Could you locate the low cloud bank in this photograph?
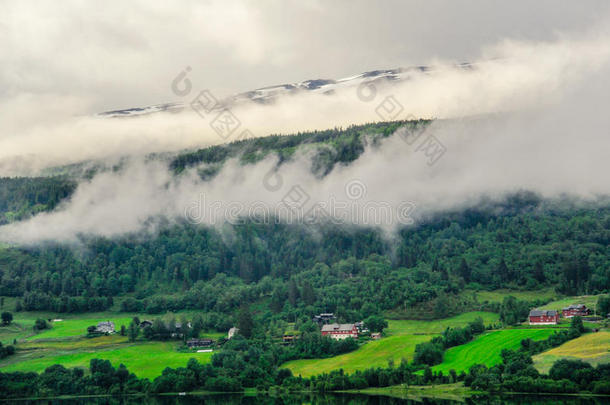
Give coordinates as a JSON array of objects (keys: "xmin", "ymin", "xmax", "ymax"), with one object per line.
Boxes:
[{"xmin": 1, "ymin": 28, "xmax": 610, "ymax": 244}]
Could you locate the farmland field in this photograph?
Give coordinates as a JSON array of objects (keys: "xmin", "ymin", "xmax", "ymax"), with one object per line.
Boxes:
[
  {"xmin": 0, "ymin": 339, "xmax": 213, "ymax": 379},
  {"xmin": 0, "ymin": 311, "xmax": 219, "ymax": 380},
  {"xmin": 431, "ymin": 328, "xmax": 557, "ymax": 374},
  {"xmin": 26, "ymin": 317, "xmax": 136, "ymax": 340},
  {"xmin": 282, "ymin": 312, "xmax": 499, "ymax": 377},
  {"xmin": 532, "ymin": 331, "xmax": 610, "ymax": 373}
]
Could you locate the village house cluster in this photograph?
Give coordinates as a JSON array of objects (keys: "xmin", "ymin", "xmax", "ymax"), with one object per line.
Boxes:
[{"xmin": 528, "ymin": 303, "xmax": 592, "ymax": 325}]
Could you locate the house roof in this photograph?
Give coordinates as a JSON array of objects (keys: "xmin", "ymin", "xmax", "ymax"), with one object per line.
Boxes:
[
  {"xmin": 529, "ymin": 310, "xmax": 557, "ymax": 317},
  {"xmin": 321, "ymin": 323, "xmax": 356, "ymax": 332},
  {"xmin": 97, "ymin": 321, "xmax": 114, "ymax": 327}
]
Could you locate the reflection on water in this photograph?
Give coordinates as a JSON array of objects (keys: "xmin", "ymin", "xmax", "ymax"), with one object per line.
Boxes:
[{"xmin": 4, "ymin": 393, "xmax": 610, "ymax": 405}]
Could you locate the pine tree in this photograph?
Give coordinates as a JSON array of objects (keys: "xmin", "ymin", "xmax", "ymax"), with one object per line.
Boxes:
[
  {"xmin": 301, "ymin": 281, "xmax": 316, "ymax": 306},
  {"xmin": 288, "ymin": 279, "xmax": 300, "ymax": 306},
  {"xmin": 127, "ymin": 321, "xmax": 139, "ymax": 342},
  {"xmin": 458, "ymin": 258, "xmax": 471, "ymax": 282},
  {"xmin": 533, "ymin": 261, "xmax": 546, "ymax": 283},
  {"xmin": 237, "ymin": 307, "xmax": 254, "ymax": 339}
]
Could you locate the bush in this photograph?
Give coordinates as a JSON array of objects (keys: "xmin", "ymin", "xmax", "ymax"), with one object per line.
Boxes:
[
  {"xmin": 413, "ymin": 340, "xmax": 444, "ymax": 366},
  {"xmin": 1, "ymin": 311, "xmax": 13, "ymax": 325},
  {"xmin": 33, "ymin": 319, "xmax": 48, "ymax": 331}
]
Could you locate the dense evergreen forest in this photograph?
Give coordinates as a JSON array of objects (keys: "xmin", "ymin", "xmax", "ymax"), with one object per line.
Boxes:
[
  {"xmin": 1, "ymin": 198, "xmax": 608, "ymax": 323},
  {"xmin": 0, "ymin": 177, "xmax": 76, "ymax": 225}
]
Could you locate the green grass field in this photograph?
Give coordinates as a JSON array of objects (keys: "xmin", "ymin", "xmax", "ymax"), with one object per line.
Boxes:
[
  {"xmin": 26, "ymin": 317, "xmax": 136, "ymax": 340},
  {"xmin": 282, "ymin": 312, "xmax": 500, "ymax": 377},
  {"xmin": 0, "ymin": 340, "xmax": 213, "ymax": 380},
  {"xmin": 431, "ymin": 328, "xmax": 557, "ymax": 374},
  {"xmin": 0, "ymin": 311, "xmax": 220, "ymax": 380},
  {"xmin": 533, "ymin": 331, "xmax": 610, "ymax": 374}
]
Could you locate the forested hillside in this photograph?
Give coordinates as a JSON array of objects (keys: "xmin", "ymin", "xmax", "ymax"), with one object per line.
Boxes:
[
  {"xmin": 0, "ymin": 177, "xmax": 76, "ymax": 225},
  {"xmin": 1, "ymin": 199, "xmax": 608, "ymax": 323},
  {"xmin": 0, "ymin": 120, "xmax": 422, "ymax": 225},
  {"xmin": 0, "ymin": 121, "xmax": 608, "ymax": 324}
]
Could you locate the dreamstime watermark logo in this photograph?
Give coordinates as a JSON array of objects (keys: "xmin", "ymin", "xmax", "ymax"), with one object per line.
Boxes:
[
  {"xmin": 184, "ymin": 180, "xmax": 416, "ymax": 227},
  {"xmin": 345, "ymin": 179, "xmax": 367, "ymax": 200},
  {"xmin": 170, "ymin": 67, "xmax": 253, "ymax": 142},
  {"xmin": 356, "ymin": 81, "xmax": 446, "ymax": 166}
]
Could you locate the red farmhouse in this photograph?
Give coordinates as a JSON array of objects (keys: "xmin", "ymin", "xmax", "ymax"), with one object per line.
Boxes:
[
  {"xmin": 562, "ymin": 304, "xmax": 591, "ymax": 318},
  {"xmin": 529, "ymin": 310, "xmax": 559, "ymax": 325},
  {"xmin": 321, "ymin": 323, "xmax": 359, "ymax": 340}
]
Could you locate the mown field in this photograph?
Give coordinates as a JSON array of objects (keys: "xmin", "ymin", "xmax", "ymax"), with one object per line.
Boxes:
[
  {"xmin": 0, "ymin": 312, "xmax": 219, "ymax": 380},
  {"xmin": 283, "ymin": 312, "xmax": 500, "ymax": 377},
  {"xmin": 532, "ymin": 331, "xmax": 610, "ymax": 374},
  {"xmin": 0, "ymin": 339, "xmax": 213, "ymax": 380},
  {"xmin": 430, "ymin": 328, "xmax": 556, "ymax": 374}
]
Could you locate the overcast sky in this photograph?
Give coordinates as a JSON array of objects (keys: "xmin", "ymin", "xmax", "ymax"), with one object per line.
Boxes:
[{"xmin": 1, "ymin": 0, "xmax": 609, "ymax": 114}]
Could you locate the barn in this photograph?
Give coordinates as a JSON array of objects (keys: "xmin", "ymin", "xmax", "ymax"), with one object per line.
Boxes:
[
  {"xmin": 529, "ymin": 310, "xmax": 559, "ymax": 325},
  {"xmin": 321, "ymin": 323, "xmax": 359, "ymax": 340},
  {"xmin": 562, "ymin": 304, "xmax": 591, "ymax": 318}
]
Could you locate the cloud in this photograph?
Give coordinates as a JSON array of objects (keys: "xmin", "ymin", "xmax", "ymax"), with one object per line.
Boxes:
[
  {"xmin": 1, "ymin": 6, "xmax": 609, "ymax": 244},
  {"xmin": 1, "ymin": 27, "xmax": 609, "ymax": 175},
  {"xmin": 2, "ymin": 53, "xmax": 609, "ymax": 245}
]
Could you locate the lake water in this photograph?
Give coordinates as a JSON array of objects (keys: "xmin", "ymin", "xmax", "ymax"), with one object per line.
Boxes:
[{"xmin": 4, "ymin": 393, "xmax": 610, "ymax": 405}]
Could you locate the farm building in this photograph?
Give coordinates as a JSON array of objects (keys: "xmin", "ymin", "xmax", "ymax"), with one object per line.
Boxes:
[
  {"xmin": 96, "ymin": 321, "xmax": 115, "ymax": 333},
  {"xmin": 139, "ymin": 320, "xmax": 153, "ymax": 329},
  {"xmin": 562, "ymin": 304, "xmax": 591, "ymax": 318},
  {"xmin": 186, "ymin": 338, "xmax": 214, "ymax": 348},
  {"xmin": 529, "ymin": 310, "xmax": 559, "ymax": 325},
  {"xmin": 321, "ymin": 323, "xmax": 359, "ymax": 340},
  {"xmin": 313, "ymin": 313, "xmax": 336, "ymax": 325},
  {"xmin": 355, "ymin": 321, "xmax": 370, "ymax": 333}
]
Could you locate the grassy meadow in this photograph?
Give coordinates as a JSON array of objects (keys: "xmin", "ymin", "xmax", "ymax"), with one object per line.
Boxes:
[
  {"xmin": 283, "ymin": 312, "xmax": 499, "ymax": 377},
  {"xmin": 0, "ymin": 311, "xmax": 219, "ymax": 380},
  {"xmin": 536, "ymin": 294, "xmax": 604, "ymax": 313},
  {"xmin": 0, "ymin": 339, "xmax": 213, "ymax": 380},
  {"xmin": 431, "ymin": 328, "xmax": 556, "ymax": 374},
  {"xmin": 532, "ymin": 331, "xmax": 610, "ymax": 373},
  {"xmin": 467, "ymin": 288, "xmax": 559, "ymax": 304}
]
